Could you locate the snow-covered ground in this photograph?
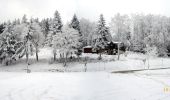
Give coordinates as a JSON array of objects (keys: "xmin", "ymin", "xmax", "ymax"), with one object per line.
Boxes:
[
  {"xmin": 0, "ymin": 71, "xmax": 170, "ymax": 100},
  {"xmin": 0, "ymin": 47, "xmax": 170, "ymax": 72},
  {"xmin": 0, "ymin": 47, "xmax": 170, "ymax": 100}
]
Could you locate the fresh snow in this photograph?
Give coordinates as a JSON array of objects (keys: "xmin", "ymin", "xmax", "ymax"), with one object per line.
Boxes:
[
  {"xmin": 0, "ymin": 48, "xmax": 170, "ymax": 72},
  {"xmin": 0, "ymin": 48, "xmax": 170, "ymax": 100},
  {"xmin": 0, "ymin": 72, "xmax": 170, "ymax": 100}
]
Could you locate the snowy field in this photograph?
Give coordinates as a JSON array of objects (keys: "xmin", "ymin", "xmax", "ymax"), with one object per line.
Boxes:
[
  {"xmin": 0, "ymin": 47, "xmax": 170, "ymax": 72},
  {"xmin": 0, "ymin": 48, "xmax": 170, "ymax": 100},
  {"xmin": 0, "ymin": 71, "xmax": 170, "ymax": 100}
]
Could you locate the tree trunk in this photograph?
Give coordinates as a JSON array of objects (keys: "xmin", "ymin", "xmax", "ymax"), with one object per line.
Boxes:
[
  {"xmin": 54, "ymin": 52, "xmax": 56, "ymax": 61},
  {"xmin": 118, "ymin": 43, "xmax": 120, "ymax": 60},
  {"xmin": 26, "ymin": 52, "xmax": 29, "ymax": 64},
  {"xmin": 60, "ymin": 53, "xmax": 62, "ymax": 58},
  {"xmin": 99, "ymin": 53, "xmax": 102, "ymax": 60},
  {"xmin": 148, "ymin": 58, "xmax": 150, "ymax": 69},
  {"xmin": 36, "ymin": 46, "xmax": 38, "ymax": 61},
  {"xmin": 63, "ymin": 53, "xmax": 67, "ymax": 67}
]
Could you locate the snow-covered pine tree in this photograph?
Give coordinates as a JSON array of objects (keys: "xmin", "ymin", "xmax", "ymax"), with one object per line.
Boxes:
[
  {"xmin": 0, "ymin": 22, "xmax": 23, "ymax": 65},
  {"xmin": 48, "ymin": 10, "xmax": 63, "ymax": 60},
  {"xmin": 0, "ymin": 23, "xmax": 14, "ymax": 65},
  {"xmin": 10, "ymin": 20, "xmax": 28, "ymax": 58},
  {"xmin": 22, "ymin": 14, "xmax": 28, "ymax": 24},
  {"xmin": 0, "ymin": 23, "xmax": 5, "ymax": 34},
  {"xmin": 40, "ymin": 18, "xmax": 50, "ymax": 40},
  {"xmin": 70, "ymin": 14, "xmax": 81, "ymax": 34},
  {"xmin": 94, "ymin": 14, "xmax": 112, "ymax": 60},
  {"xmin": 44, "ymin": 18, "xmax": 53, "ymax": 46},
  {"xmin": 70, "ymin": 14, "xmax": 83, "ymax": 57},
  {"xmin": 46, "ymin": 10, "xmax": 63, "ymax": 47}
]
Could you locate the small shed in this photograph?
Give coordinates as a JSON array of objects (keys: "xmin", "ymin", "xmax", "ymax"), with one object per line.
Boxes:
[
  {"xmin": 106, "ymin": 41, "xmax": 126, "ymax": 55},
  {"xmin": 106, "ymin": 42, "xmax": 118, "ymax": 55},
  {"xmin": 83, "ymin": 46, "xmax": 93, "ymax": 53}
]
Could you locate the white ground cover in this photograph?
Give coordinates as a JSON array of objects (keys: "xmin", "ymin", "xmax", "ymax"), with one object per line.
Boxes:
[
  {"xmin": 0, "ymin": 47, "xmax": 170, "ymax": 72},
  {"xmin": 0, "ymin": 47, "xmax": 170, "ymax": 100},
  {"xmin": 0, "ymin": 71, "xmax": 170, "ymax": 100}
]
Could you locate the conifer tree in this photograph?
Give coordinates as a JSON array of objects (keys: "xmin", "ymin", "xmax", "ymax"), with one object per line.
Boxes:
[
  {"xmin": 48, "ymin": 10, "xmax": 63, "ymax": 60},
  {"xmin": 46, "ymin": 10, "xmax": 63, "ymax": 46},
  {"xmin": 70, "ymin": 14, "xmax": 83, "ymax": 57},
  {"xmin": 40, "ymin": 18, "xmax": 50, "ymax": 39},
  {"xmin": 22, "ymin": 14, "xmax": 27, "ymax": 24},
  {"xmin": 0, "ymin": 22, "xmax": 23, "ymax": 65},
  {"xmin": 70, "ymin": 14, "xmax": 81, "ymax": 34},
  {"xmin": 94, "ymin": 14, "xmax": 112, "ymax": 59},
  {"xmin": 0, "ymin": 23, "xmax": 5, "ymax": 34}
]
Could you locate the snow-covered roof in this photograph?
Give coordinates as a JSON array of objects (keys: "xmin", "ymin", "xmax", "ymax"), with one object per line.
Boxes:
[
  {"xmin": 83, "ymin": 46, "xmax": 93, "ymax": 48},
  {"xmin": 112, "ymin": 41, "xmax": 122, "ymax": 44},
  {"xmin": 107, "ymin": 41, "xmax": 122, "ymax": 44}
]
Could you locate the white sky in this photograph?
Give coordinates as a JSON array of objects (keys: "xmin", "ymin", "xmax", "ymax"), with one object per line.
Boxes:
[{"xmin": 0, "ymin": 0, "xmax": 170, "ymax": 23}]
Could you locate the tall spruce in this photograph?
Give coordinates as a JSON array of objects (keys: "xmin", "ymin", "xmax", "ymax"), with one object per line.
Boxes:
[
  {"xmin": 46, "ymin": 10, "xmax": 63, "ymax": 47},
  {"xmin": 94, "ymin": 14, "xmax": 111, "ymax": 59},
  {"xmin": 50, "ymin": 10, "xmax": 63, "ymax": 34},
  {"xmin": 70, "ymin": 14, "xmax": 81, "ymax": 34},
  {"xmin": 70, "ymin": 14, "xmax": 83, "ymax": 56},
  {"xmin": 21, "ymin": 14, "xmax": 27, "ymax": 24},
  {"xmin": 40, "ymin": 18, "xmax": 50, "ymax": 38},
  {"xmin": 49, "ymin": 10, "xmax": 63, "ymax": 60}
]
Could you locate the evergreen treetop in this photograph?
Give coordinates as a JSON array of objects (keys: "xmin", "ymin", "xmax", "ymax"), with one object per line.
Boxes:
[{"xmin": 70, "ymin": 14, "xmax": 81, "ymax": 35}]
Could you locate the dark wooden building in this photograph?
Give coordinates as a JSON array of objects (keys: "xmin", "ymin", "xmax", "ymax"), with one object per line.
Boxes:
[
  {"xmin": 106, "ymin": 42, "xmax": 118, "ymax": 55},
  {"xmin": 106, "ymin": 42, "xmax": 126, "ymax": 55},
  {"xmin": 83, "ymin": 46, "xmax": 93, "ymax": 53},
  {"xmin": 83, "ymin": 42, "xmax": 126, "ymax": 55}
]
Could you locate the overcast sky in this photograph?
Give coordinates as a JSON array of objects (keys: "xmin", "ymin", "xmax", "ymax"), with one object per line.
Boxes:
[{"xmin": 0, "ymin": 0, "xmax": 170, "ymax": 23}]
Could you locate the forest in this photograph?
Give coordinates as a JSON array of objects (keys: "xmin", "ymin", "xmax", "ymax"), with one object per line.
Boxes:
[{"xmin": 1, "ymin": 10, "xmax": 170, "ymax": 66}]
